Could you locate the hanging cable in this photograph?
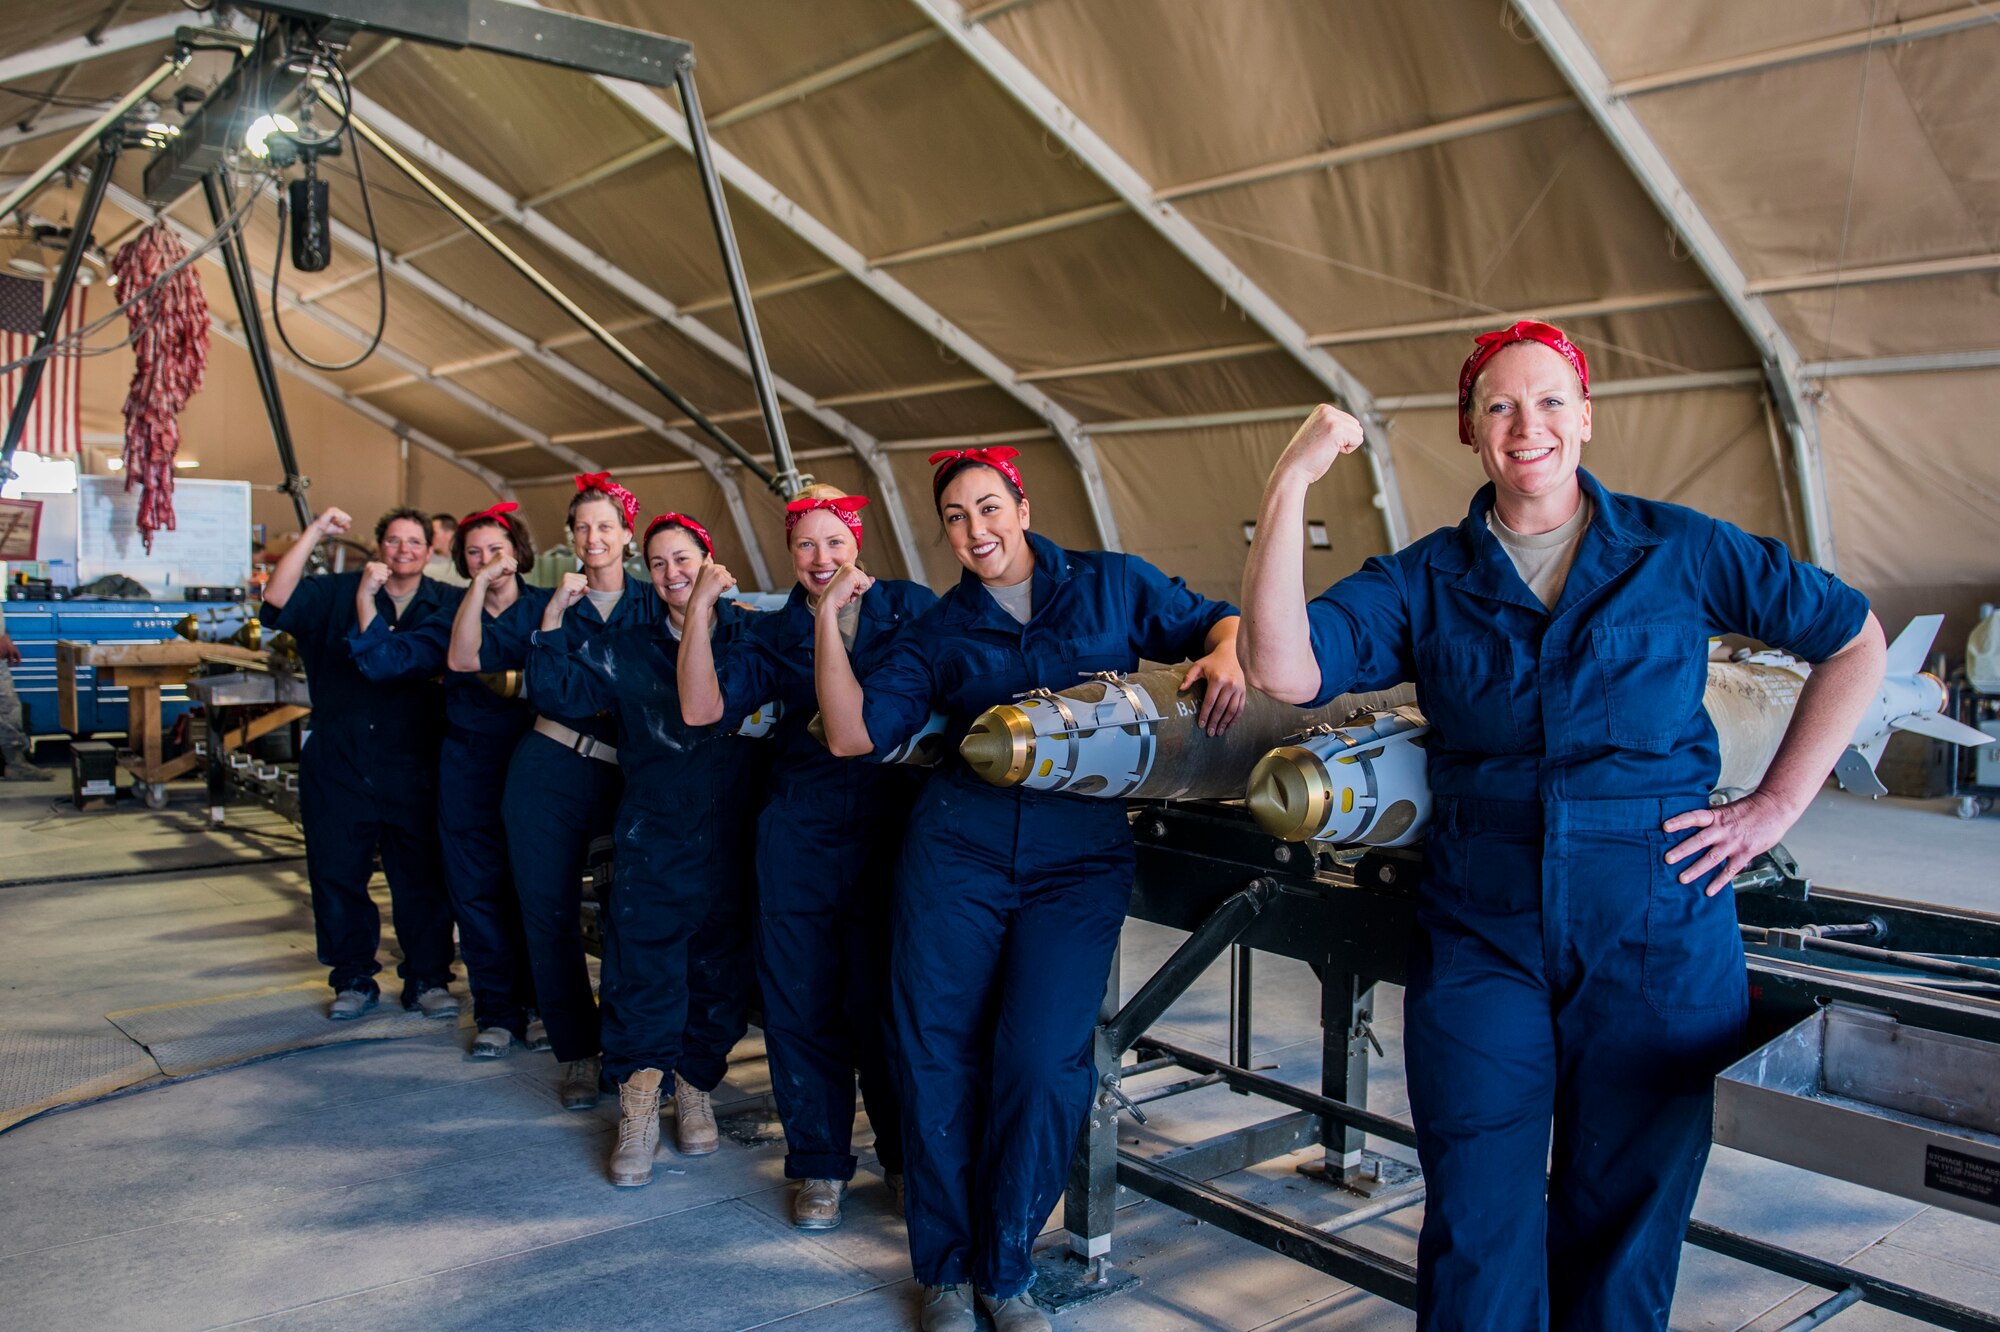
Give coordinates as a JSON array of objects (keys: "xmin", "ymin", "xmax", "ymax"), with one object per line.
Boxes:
[{"xmin": 267, "ymin": 51, "xmax": 388, "ymax": 371}]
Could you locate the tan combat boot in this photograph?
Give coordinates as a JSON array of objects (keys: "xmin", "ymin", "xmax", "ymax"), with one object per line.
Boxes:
[
  {"xmin": 673, "ymin": 1072, "xmax": 720, "ymax": 1156},
  {"xmin": 608, "ymin": 1068, "xmax": 663, "ymax": 1187},
  {"xmin": 793, "ymin": 1178, "xmax": 846, "ymax": 1230}
]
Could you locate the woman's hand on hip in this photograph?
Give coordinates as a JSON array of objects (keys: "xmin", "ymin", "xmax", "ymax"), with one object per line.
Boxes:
[{"xmin": 1662, "ymin": 790, "xmax": 1798, "ymax": 896}]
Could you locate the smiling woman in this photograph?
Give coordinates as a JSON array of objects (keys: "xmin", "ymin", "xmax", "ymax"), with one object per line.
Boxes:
[
  {"xmin": 807, "ymin": 447, "xmax": 1245, "ymax": 1332},
  {"xmin": 675, "ymin": 482, "xmax": 938, "ymax": 1234},
  {"xmin": 497, "ymin": 473, "xmax": 660, "ymax": 1112},
  {"xmin": 1238, "ymin": 321, "xmax": 1889, "ymax": 1331},
  {"xmin": 257, "ymin": 503, "xmax": 463, "ymax": 1023},
  {"xmin": 526, "ymin": 504, "xmax": 765, "ymax": 1186}
]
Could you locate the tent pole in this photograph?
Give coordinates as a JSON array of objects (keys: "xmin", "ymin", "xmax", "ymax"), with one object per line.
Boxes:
[
  {"xmin": 202, "ymin": 169, "xmax": 316, "ymax": 536},
  {"xmin": 674, "ymin": 56, "xmax": 804, "ymax": 500},
  {"xmin": 1, "ymin": 133, "xmax": 118, "ymax": 485}
]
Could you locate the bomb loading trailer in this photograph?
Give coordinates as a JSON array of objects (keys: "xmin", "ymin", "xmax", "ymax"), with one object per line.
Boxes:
[{"xmin": 1038, "ymin": 802, "xmax": 2000, "ymax": 1329}]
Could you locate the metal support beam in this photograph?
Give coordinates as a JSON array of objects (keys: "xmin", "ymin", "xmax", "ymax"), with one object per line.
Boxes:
[
  {"xmin": 1374, "ymin": 367, "xmax": 1764, "ymax": 411},
  {"xmin": 1747, "ymin": 251, "xmax": 2000, "ymax": 295},
  {"xmin": 1612, "ymin": 4, "xmax": 1996, "ymax": 98},
  {"xmin": 1157, "ymin": 96, "xmax": 1578, "ymax": 202},
  {"xmin": 1309, "ymin": 287, "xmax": 1716, "ymax": 348},
  {"xmin": 340, "ymin": 92, "xmax": 928, "ymax": 582},
  {"xmin": 204, "ymin": 170, "xmax": 315, "ymax": 532},
  {"xmin": 584, "ymin": 67, "xmax": 1126, "ymax": 549},
  {"xmin": 1, "ymin": 131, "xmax": 117, "ymax": 484},
  {"xmin": 1804, "ymin": 349, "xmax": 2000, "ymax": 379},
  {"xmin": 0, "ymin": 110, "xmax": 102, "ymax": 158},
  {"xmin": 910, "ymin": 0, "xmax": 1410, "ymax": 552},
  {"xmin": 341, "ymin": 107, "xmax": 777, "ymax": 488},
  {"xmin": 673, "ymin": 58, "xmax": 799, "ymax": 495},
  {"xmin": 1104, "ymin": 878, "xmax": 1275, "ymax": 1055},
  {"xmin": 307, "ymin": 201, "xmax": 776, "ymax": 588},
  {"xmin": 0, "ymin": 49, "xmax": 187, "ymax": 227},
  {"xmin": 1507, "ymin": 0, "xmax": 1839, "ymax": 571},
  {"xmin": 0, "ymin": 12, "xmax": 183, "ymax": 86}
]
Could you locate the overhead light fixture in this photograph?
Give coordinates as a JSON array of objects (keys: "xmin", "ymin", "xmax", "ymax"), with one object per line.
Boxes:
[
  {"xmin": 244, "ymin": 113, "xmax": 299, "ymax": 160},
  {"xmin": 173, "ymin": 458, "xmax": 201, "ymax": 469}
]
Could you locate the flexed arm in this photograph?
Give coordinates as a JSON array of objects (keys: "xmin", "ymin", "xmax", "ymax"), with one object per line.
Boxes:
[
  {"xmin": 677, "ymin": 562, "xmax": 738, "ymax": 726},
  {"xmin": 1240, "ymin": 407, "xmax": 1364, "ymax": 703},
  {"xmin": 447, "ymin": 554, "xmax": 518, "ymax": 673},
  {"xmin": 813, "ymin": 564, "xmax": 876, "ymax": 756},
  {"xmin": 264, "ymin": 507, "xmax": 350, "ymax": 611}
]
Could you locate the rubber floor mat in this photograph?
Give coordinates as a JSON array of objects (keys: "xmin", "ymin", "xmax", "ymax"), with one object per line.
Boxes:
[
  {"xmin": 0, "ymin": 1025, "xmax": 160, "ymax": 1131},
  {"xmin": 106, "ymin": 979, "xmax": 460, "ymax": 1077}
]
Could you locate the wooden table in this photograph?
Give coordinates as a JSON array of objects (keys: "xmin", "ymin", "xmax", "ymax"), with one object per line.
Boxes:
[{"xmin": 56, "ymin": 640, "xmax": 278, "ymax": 807}]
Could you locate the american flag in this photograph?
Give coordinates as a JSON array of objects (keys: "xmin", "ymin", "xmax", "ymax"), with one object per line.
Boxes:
[{"xmin": 0, "ymin": 272, "xmax": 86, "ymax": 458}]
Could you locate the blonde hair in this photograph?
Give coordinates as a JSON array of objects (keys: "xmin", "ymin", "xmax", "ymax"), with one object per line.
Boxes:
[{"xmin": 795, "ymin": 482, "xmax": 847, "ymax": 502}]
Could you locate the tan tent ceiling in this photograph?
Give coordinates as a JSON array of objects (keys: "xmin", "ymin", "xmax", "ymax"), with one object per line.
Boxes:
[{"xmin": 3, "ymin": 0, "xmax": 1994, "ymax": 634}]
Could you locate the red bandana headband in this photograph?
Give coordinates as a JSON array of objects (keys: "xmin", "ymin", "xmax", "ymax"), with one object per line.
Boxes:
[
  {"xmin": 574, "ymin": 472, "xmax": 640, "ymax": 528},
  {"xmin": 784, "ymin": 495, "xmax": 869, "ymax": 547},
  {"xmin": 460, "ymin": 500, "xmax": 518, "ymax": 531},
  {"xmin": 645, "ymin": 511, "xmax": 715, "ymax": 557},
  {"xmin": 1455, "ymin": 320, "xmax": 1590, "ymax": 445},
  {"xmin": 927, "ymin": 445, "xmax": 1025, "ymax": 500}
]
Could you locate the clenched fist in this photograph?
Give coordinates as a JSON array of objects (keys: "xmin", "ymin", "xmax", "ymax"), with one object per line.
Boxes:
[
  {"xmin": 473, "ymin": 554, "xmax": 519, "ymax": 586},
  {"xmin": 689, "ymin": 562, "xmax": 737, "ymax": 612},
  {"xmin": 315, "ymin": 507, "xmax": 353, "ymax": 538},
  {"xmin": 817, "ymin": 563, "xmax": 874, "ymax": 616},
  {"xmin": 1275, "ymin": 404, "xmax": 1365, "ymax": 486},
  {"xmin": 360, "ymin": 561, "xmax": 392, "ymax": 595}
]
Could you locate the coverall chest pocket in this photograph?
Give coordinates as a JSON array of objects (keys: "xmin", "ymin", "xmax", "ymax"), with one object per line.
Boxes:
[
  {"xmin": 1591, "ymin": 624, "xmax": 1704, "ymax": 754},
  {"xmin": 935, "ymin": 642, "xmax": 1020, "ymax": 712},
  {"xmin": 1046, "ymin": 631, "xmax": 1130, "ymax": 683},
  {"xmin": 1415, "ymin": 635, "xmax": 1526, "ymax": 753}
]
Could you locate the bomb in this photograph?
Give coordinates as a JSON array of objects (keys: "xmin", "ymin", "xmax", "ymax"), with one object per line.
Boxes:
[
  {"xmin": 1248, "ymin": 617, "xmax": 1993, "ymax": 845},
  {"xmin": 956, "ymin": 663, "xmax": 1414, "ymax": 800}
]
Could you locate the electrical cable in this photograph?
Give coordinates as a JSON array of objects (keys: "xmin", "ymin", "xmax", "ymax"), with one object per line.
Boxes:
[{"xmin": 267, "ymin": 53, "xmax": 387, "ymax": 371}]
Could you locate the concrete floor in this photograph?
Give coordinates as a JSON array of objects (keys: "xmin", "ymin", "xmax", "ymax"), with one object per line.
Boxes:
[{"xmin": 0, "ymin": 771, "xmax": 1996, "ymax": 1331}]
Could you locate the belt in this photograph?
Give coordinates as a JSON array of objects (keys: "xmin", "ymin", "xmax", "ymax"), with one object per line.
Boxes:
[{"xmin": 534, "ymin": 717, "xmax": 619, "ymax": 765}]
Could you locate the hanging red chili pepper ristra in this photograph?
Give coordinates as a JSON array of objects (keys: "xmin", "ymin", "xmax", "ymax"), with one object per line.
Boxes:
[{"xmin": 110, "ymin": 222, "xmax": 209, "ymax": 552}]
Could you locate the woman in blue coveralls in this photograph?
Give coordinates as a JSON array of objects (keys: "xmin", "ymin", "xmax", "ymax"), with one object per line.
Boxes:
[
  {"xmin": 348, "ymin": 502, "xmax": 549, "ymax": 1058},
  {"xmin": 1239, "ymin": 322, "xmax": 1887, "ymax": 1331},
  {"xmin": 261, "ymin": 505, "xmax": 462, "ymax": 1022},
  {"xmin": 813, "ymin": 447, "xmax": 1247, "ymax": 1332},
  {"xmin": 494, "ymin": 474, "xmax": 657, "ymax": 1112},
  {"xmin": 676, "ymin": 485, "xmax": 938, "ymax": 1233},
  {"xmin": 529, "ymin": 510, "xmax": 763, "ymax": 1188}
]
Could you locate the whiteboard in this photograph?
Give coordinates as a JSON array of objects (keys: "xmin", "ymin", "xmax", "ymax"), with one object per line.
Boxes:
[{"xmin": 76, "ymin": 475, "xmax": 252, "ymax": 591}]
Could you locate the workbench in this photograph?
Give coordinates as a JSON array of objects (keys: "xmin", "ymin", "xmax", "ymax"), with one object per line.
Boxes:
[{"xmin": 55, "ymin": 639, "xmax": 287, "ymax": 807}]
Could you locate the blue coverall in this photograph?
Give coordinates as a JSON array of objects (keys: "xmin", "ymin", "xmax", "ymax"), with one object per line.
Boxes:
[
  {"xmin": 1302, "ymin": 470, "xmax": 1869, "ymax": 1330},
  {"xmin": 856, "ymin": 531, "xmax": 1235, "ymax": 1298},
  {"xmin": 714, "ymin": 576, "xmax": 938, "ymax": 1184},
  {"xmin": 503, "ymin": 573, "xmax": 660, "ymax": 1064},
  {"xmin": 527, "ymin": 599, "xmax": 766, "ymax": 1089},
  {"xmin": 260, "ymin": 571, "xmax": 463, "ymax": 1004},
  {"xmin": 347, "ymin": 577, "xmax": 552, "ymax": 1041}
]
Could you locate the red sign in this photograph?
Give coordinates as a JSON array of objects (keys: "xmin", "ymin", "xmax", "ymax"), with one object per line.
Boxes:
[{"xmin": 0, "ymin": 496, "xmax": 43, "ymax": 560}]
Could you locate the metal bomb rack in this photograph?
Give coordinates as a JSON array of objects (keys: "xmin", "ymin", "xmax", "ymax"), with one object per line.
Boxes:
[{"xmin": 1033, "ymin": 800, "xmax": 2000, "ymax": 1330}]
